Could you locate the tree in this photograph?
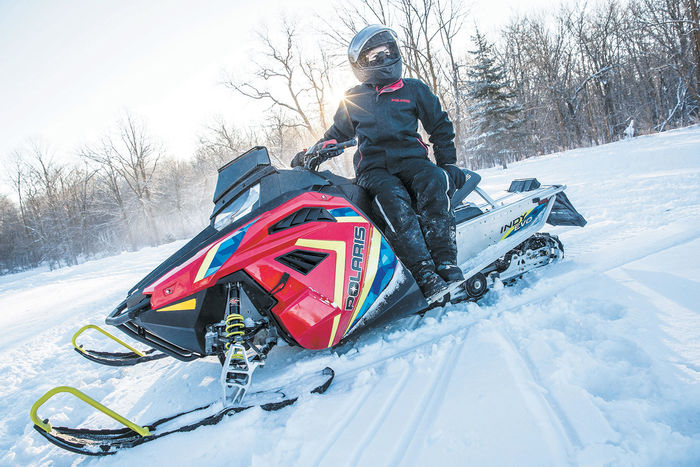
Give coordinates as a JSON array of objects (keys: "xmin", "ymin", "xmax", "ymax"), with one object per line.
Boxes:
[
  {"xmin": 465, "ymin": 30, "xmax": 524, "ymax": 169},
  {"xmin": 224, "ymin": 21, "xmax": 334, "ymax": 144},
  {"xmin": 0, "ymin": 194, "xmax": 27, "ymax": 272},
  {"xmin": 81, "ymin": 113, "xmax": 162, "ymax": 247}
]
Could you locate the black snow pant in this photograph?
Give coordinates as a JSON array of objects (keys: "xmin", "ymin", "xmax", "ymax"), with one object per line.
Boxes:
[{"xmin": 356, "ymin": 158, "xmax": 457, "ymax": 275}]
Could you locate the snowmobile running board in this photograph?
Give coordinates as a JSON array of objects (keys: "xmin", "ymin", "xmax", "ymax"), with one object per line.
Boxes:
[
  {"xmin": 30, "ymin": 368, "xmax": 334, "ymax": 456},
  {"xmin": 72, "ymin": 324, "xmax": 168, "ymax": 367}
]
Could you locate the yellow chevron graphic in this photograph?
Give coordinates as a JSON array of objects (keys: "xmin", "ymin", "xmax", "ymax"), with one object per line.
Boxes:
[
  {"xmin": 328, "ymin": 313, "xmax": 342, "ymax": 348},
  {"xmin": 294, "ymin": 238, "xmax": 347, "ymax": 306}
]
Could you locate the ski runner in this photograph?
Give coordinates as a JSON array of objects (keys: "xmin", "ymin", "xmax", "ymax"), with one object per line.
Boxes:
[{"xmin": 293, "ymin": 24, "xmax": 467, "ymax": 303}]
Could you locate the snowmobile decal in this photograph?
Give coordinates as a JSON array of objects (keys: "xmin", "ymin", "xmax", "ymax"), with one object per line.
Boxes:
[
  {"xmin": 156, "ymin": 298, "xmax": 197, "ymax": 312},
  {"xmin": 499, "ymin": 203, "xmax": 548, "ymax": 241},
  {"xmin": 345, "ymin": 226, "xmax": 367, "ymax": 311},
  {"xmin": 344, "ymin": 228, "xmax": 378, "ymax": 326},
  {"xmin": 329, "ymin": 207, "xmax": 397, "ymax": 332},
  {"xmin": 343, "ymin": 232, "xmax": 397, "ymax": 336},
  {"xmin": 293, "ymin": 222, "xmax": 396, "ymax": 344},
  {"xmin": 194, "ymin": 221, "xmax": 256, "ymax": 282}
]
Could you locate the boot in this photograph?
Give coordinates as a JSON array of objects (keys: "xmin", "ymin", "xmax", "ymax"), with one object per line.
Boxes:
[
  {"xmin": 436, "ymin": 262, "xmax": 465, "ymax": 284},
  {"xmin": 413, "ymin": 261, "xmax": 449, "ymax": 302}
]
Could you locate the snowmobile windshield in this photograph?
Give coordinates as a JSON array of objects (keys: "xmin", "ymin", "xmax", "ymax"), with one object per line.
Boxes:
[{"xmin": 214, "ymin": 183, "xmax": 260, "ymax": 230}]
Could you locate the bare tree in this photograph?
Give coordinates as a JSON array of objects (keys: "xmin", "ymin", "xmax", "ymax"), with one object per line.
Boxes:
[
  {"xmin": 81, "ymin": 113, "xmax": 162, "ymax": 246},
  {"xmin": 435, "ymin": 0, "xmax": 467, "ymax": 155},
  {"xmin": 224, "ymin": 20, "xmax": 334, "ymax": 141},
  {"xmin": 195, "ymin": 118, "xmax": 254, "ymax": 171}
]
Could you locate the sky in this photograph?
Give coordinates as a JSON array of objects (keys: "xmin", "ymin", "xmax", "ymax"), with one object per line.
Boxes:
[{"xmin": 0, "ymin": 0, "xmax": 557, "ymax": 196}]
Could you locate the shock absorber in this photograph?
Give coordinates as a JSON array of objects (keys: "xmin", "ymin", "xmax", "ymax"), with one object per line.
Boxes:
[
  {"xmin": 220, "ymin": 282, "xmax": 259, "ymax": 406},
  {"xmin": 223, "ymin": 284, "xmax": 245, "ymax": 359}
]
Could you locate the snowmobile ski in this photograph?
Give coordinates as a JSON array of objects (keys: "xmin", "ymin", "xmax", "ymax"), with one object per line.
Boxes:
[
  {"xmin": 72, "ymin": 324, "xmax": 168, "ymax": 367},
  {"xmin": 30, "ymin": 367, "xmax": 334, "ymax": 456}
]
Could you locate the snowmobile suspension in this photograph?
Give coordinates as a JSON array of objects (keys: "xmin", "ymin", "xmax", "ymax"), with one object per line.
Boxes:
[
  {"xmin": 224, "ymin": 313, "xmax": 245, "ymax": 357},
  {"xmin": 220, "ymin": 282, "xmax": 259, "ymax": 406}
]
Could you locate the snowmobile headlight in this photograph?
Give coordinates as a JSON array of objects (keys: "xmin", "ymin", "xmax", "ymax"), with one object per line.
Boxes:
[{"xmin": 214, "ymin": 184, "xmax": 260, "ymax": 230}]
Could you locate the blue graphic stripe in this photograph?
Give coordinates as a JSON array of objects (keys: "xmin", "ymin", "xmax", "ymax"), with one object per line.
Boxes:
[
  {"xmin": 350, "ymin": 237, "xmax": 397, "ymax": 329},
  {"xmin": 503, "ymin": 203, "xmax": 547, "ymax": 240},
  {"xmin": 204, "ymin": 222, "xmax": 254, "ymax": 278},
  {"xmin": 329, "ymin": 207, "xmax": 358, "ymax": 218}
]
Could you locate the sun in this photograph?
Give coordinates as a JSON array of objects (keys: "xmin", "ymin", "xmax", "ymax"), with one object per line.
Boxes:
[{"xmin": 326, "ymin": 87, "xmax": 347, "ymax": 112}]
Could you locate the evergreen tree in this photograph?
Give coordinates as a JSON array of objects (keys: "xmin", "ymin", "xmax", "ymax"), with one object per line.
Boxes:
[{"xmin": 464, "ymin": 30, "xmax": 524, "ymax": 169}]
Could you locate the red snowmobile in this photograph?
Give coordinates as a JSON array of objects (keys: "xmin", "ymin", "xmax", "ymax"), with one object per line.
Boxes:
[{"xmin": 30, "ymin": 140, "xmax": 585, "ymax": 455}]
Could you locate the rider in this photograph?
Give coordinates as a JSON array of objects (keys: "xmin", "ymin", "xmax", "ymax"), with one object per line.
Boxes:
[{"xmin": 294, "ymin": 24, "xmax": 466, "ymax": 302}]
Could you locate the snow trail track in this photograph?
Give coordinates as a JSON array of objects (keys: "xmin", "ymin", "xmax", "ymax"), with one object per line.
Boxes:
[{"xmin": 1, "ymin": 126, "xmax": 699, "ymax": 466}]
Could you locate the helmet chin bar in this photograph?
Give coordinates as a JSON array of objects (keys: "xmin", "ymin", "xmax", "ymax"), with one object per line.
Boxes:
[{"xmin": 352, "ymin": 60, "xmax": 403, "ymax": 86}]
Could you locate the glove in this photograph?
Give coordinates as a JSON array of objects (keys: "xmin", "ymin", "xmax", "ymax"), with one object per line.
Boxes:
[
  {"xmin": 441, "ymin": 164, "xmax": 466, "ymax": 189},
  {"xmin": 291, "ymin": 150, "xmax": 307, "ymax": 168}
]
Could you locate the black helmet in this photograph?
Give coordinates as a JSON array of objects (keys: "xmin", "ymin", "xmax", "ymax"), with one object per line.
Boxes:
[{"xmin": 348, "ymin": 25, "xmax": 402, "ymax": 86}]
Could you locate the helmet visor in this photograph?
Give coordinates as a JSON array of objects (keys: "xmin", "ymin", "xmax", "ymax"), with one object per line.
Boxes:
[{"xmin": 358, "ymin": 42, "xmax": 400, "ymax": 67}]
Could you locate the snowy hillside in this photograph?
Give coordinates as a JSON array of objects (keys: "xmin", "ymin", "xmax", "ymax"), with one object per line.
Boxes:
[{"xmin": 2, "ymin": 126, "xmax": 699, "ymax": 466}]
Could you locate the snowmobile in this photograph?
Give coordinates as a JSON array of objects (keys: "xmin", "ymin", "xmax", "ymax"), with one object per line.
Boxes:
[{"xmin": 29, "ymin": 140, "xmax": 586, "ymax": 455}]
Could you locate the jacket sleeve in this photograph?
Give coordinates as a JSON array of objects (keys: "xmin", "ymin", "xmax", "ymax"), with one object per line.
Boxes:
[
  {"xmin": 415, "ymin": 81, "xmax": 457, "ymax": 165},
  {"xmin": 323, "ymin": 97, "xmax": 355, "ymax": 143}
]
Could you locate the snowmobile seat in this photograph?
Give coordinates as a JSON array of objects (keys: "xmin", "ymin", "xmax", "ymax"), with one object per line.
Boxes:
[
  {"xmin": 316, "ymin": 170, "xmax": 373, "ymax": 216},
  {"xmin": 454, "ymin": 204, "xmax": 483, "ymax": 224},
  {"xmin": 450, "ymin": 169, "xmax": 481, "ymax": 207}
]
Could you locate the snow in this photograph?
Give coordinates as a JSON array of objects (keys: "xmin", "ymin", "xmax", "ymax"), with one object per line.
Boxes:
[{"xmin": 2, "ymin": 126, "xmax": 700, "ymax": 466}]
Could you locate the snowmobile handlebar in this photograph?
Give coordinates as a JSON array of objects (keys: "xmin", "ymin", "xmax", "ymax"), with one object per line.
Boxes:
[{"xmin": 303, "ymin": 138, "xmax": 357, "ymax": 171}]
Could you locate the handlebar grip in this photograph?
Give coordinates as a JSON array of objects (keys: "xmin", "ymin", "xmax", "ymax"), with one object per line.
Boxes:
[{"xmin": 336, "ymin": 138, "xmax": 357, "ymax": 150}]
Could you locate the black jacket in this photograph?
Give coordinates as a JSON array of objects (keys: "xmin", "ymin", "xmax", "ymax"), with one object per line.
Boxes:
[{"xmin": 323, "ymin": 78, "xmax": 456, "ymax": 175}]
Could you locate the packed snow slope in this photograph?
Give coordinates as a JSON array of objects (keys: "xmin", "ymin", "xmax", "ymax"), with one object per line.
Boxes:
[{"xmin": 2, "ymin": 126, "xmax": 699, "ymax": 466}]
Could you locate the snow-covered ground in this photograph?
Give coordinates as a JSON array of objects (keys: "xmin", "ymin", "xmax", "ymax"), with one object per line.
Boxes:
[{"xmin": 1, "ymin": 126, "xmax": 699, "ymax": 466}]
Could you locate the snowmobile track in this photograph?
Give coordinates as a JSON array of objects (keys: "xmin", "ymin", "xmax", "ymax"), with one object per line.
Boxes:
[
  {"xmin": 499, "ymin": 322, "xmax": 582, "ymax": 454},
  {"xmin": 388, "ymin": 332, "xmax": 469, "ymax": 465},
  {"xmin": 312, "ymin": 305, "xmax": 429, "ymax": 466},
  {"xmin": 310, "ymin": 380, "xmax": 377, "ymax": 467},
  {"xmin": 304, "ymin": 230, "xmax": 700, "ymax": 462}
]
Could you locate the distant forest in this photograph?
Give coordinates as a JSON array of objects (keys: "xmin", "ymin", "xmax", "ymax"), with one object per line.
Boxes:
[{"xmin": 1, "ymin": 0, "xmax": 698, "ymax": 273}]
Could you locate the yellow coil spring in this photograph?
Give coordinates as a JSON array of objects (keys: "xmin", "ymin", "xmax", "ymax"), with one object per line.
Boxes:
[{"xmin": 224, "ymin": 313, "xmax": 245, "ymax": 359}]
